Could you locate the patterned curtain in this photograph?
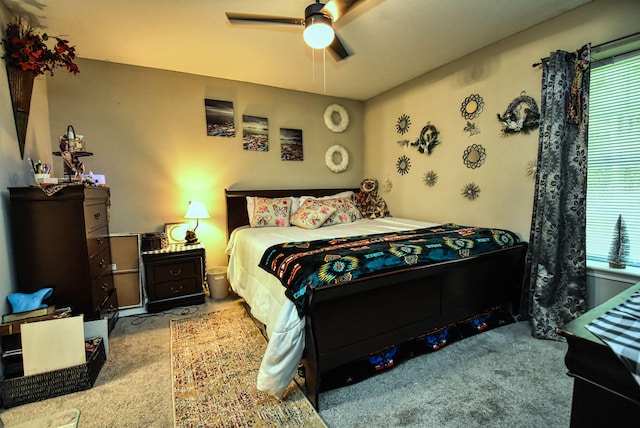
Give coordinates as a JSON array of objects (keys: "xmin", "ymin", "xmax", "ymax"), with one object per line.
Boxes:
[{"xmin": 521, "ymin": 46, "xmax": 591, "ymax": 340}]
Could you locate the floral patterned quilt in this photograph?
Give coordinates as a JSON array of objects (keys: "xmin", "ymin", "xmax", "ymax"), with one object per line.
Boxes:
[{"xmin": 258, "ymin": 223, "xmax": 521, "ymax": 317}]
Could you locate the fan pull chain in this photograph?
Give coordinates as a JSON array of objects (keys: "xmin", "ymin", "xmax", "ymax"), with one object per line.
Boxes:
[{"xmin": 323, "ymin": 48, "xmax": 327, "ymax": 94}]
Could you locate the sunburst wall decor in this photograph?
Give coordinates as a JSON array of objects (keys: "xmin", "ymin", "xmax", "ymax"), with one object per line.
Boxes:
[
  {"xmin": 396, "ymin": 114, "xmax": 411, "ymax": 135},
  {"xmin": 396, "ymin": 155, "xmax": 411, "ymax": 175},
  {"xmin": 423, "ymin": 171, "xmax": 438, "ymax": 187},
  {"xmin": 462, "ymin": 182, "xmax": 481, "ymax": 200}
]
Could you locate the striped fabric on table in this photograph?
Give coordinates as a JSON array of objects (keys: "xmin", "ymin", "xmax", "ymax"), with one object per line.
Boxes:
[{"xmin": 586, "ymin": 290, "xmax": 640, "ymax": 387}]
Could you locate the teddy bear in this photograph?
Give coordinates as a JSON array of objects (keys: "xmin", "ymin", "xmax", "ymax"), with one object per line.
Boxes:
[{"xmin": 352, "ymin": 178, "xmax": 389, "ymax": 219}]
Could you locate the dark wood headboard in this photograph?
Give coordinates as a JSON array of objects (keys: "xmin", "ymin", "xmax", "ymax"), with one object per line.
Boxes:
[{"xmin": 225, "ymin": 188, "xmax": 359, "ymax": 238}]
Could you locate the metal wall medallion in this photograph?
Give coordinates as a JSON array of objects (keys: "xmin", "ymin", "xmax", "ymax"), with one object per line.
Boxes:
[
  {"xmin": 462, "ymin": 182, "xmax": 481, "ymax": 200},
  {"xmin": 396, "ymin": 155, "xmax": 411, "ymax": 175},
  {"xmin": 462, "ymin": 144, "xmax": 487, "ymax": 169},
  {"xmin": 423, "ymin": 171, "xmax": 438, "ymax": 187},
  {"xmin": 460, "ymin": 94, "xmax": 484, "ymax": 120},
  {"xmin": 396, "ymin": 114, "xmax": 411, "ymax": 135}
]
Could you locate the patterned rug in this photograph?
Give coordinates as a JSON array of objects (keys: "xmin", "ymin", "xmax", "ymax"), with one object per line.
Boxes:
[{"xmin": 170, "ymin": 305, "xmax": 327, "ymax": 427}]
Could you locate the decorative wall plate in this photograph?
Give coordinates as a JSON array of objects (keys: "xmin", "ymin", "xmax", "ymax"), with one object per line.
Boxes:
[
  {"xmin": 463, "ymin": 144, "xmax": 486, "ymax": 169},
  {"xmin": 411, "ymin": 122, "xmax": 440, "ymax": 155},
  {"xmin": 460, "ymin": 94, "xmax": 484, "ymax": 120},
  {"xmin": 423, "ymin": 171, "xmax": 438, "ymax": 187},
  {"xmin": 396, "ymin": 114, "xmax": 411, "ymax": 134},
  {"xmin": 497, "ymin": 92, "xmax": 540, "ymax": 136},
  {"xmin": 396, "ymin": 155, "xmax": 411, "ymax": 175}
]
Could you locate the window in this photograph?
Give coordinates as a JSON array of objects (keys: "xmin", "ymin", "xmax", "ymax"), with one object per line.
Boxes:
[{"xmin": 586, "ymin": 51, "xmax": 640, "ymax": 268}]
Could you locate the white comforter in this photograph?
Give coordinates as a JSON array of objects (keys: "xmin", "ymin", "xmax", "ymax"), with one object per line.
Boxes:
[{"xmin": 225, "ymin": 217, "xmax": 437, "ymax": 398}]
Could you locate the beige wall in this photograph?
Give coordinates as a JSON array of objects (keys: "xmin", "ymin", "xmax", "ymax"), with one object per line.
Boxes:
[
  {"xmin": 44, "ymin": 60, "xmax": 364, "ymax": 267},
  {"xmin": 363, "ymin": 0, "xmax": 640, "ymax": 242}
]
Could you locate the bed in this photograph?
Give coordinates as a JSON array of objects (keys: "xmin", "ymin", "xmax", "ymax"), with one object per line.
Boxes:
[{"xmin": 225, "ymin": 188, "xmax": 528, "ymax": 410}]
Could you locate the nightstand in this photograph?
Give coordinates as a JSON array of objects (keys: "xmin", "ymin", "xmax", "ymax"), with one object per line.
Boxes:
[{"xmin": 141, "ymin": 244, "xmax": 206, "ymax": 312}]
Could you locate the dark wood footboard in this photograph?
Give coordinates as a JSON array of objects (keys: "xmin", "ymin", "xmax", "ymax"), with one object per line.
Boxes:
[
  {"xmin": 224, "ymin": 188, "xmax": 527, "ymax": 410},
  {"xmin": 301, "ymin": 242, "xmax": 527, "ymax": 409}
]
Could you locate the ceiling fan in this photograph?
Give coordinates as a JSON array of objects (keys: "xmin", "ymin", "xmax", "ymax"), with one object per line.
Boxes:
[{"xmin": 225, "ymin": 0, "xmax": 366, "ymax": 61}]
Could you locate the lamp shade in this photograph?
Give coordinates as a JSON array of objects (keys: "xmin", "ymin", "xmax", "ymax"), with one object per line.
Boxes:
[
  {"xmin": 184, "ymin": 201, "xmax": 210, "ymax": 220},
  {"xmin": 303, "ymin": 15, "xmax": 334, "ymax": 49}
]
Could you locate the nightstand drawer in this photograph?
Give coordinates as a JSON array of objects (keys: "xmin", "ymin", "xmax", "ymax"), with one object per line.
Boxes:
[
  {"xmin": 150, "ymin": 278, "xmax": 200, "ymax": 300},
  {"xmin": 151, "ymin": 259, "xmax": 199, "ymax": 283}
]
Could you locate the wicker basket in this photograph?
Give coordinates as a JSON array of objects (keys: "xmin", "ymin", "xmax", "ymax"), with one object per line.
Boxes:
[
  {"xmin": 141, "ymin": 232, "xmax": 169, "ymax": 251},
  {"xmin": 0, "ymin": 338, "xmax": 106, "ymax": 408}
]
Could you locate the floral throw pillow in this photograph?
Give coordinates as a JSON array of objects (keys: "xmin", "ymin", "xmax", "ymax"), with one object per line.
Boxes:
[
  {"xmin": 250, "ymin": 197, "xmax": 291, "ymax": 228},
  {"xmin": 320, "ymin": 197, "xmax": 363, "ymax": 226},
  {"xmin": 291, "ymin": 199, "xmax": 337, "ymax": 229}
]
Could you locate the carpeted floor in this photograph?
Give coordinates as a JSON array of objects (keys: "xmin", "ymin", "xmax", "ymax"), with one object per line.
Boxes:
[
  {"xmin": 0, "ymin": 294, "xmax": 574, "ymax": 427},
  {"xmin": 171, "ymin": 306, "xmax": 326, "ymax": 427}
]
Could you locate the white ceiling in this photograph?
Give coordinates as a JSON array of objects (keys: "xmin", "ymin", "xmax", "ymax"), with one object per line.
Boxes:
[{"xmin": 3, "ymin": 0, "xmax": 590, "ymax": 100}]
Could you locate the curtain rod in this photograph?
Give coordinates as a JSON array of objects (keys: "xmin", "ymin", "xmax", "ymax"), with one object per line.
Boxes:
[{"xmin": 532, "ymin": 31, "xmax": 640, "ymax": 67}]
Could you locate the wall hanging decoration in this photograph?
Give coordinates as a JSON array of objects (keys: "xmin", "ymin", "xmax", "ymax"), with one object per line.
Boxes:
[
  {"xmin": 280, "ymin": 128, "xmax": 304, "ymax": 161},
  {"xmin": 396, "ymin": 139, "xmax": 410, "ymax": 148},
  {"xmin": 526, "ymin": 159, "xmax": 537, "ymax": 179},
  {"xmin": 242, "ymin": 115, "xmax": 269, "ymax": 151},
  {"xmin": 462, "ymin": 144, "xmax": 487, "ymax": 169},
  {"xmin": 462, "ymin": 182, "xmax": 481, "ymax": 200},
  {"xmin": 396, "ymin": 114, "xmax": 411, "ymax": 134},
  {"xmin": 205, "ymin": 99, "xmax": 235, "ymax": 137},
  {"xmin": 1, "ymin": 20, "xmax": 79, "ymax": 159},
  {"xmin": 463, "ymin": 121, "xmax": 480, "ymax": 136},
  {"xmin": 325, "ymin": 144, "xmax": 349, "ymax": 172},
  {"xmin": 460, "ymin": 94, "xmax": 484, "ymax": 120},
  {"xmin": 608, "ymin": 214, "xmax": 629, "ymax": 269},
  {"xmin": 396, "ymin": 155, "xmax": 411, "ymax": 175},
  {"xmin": 423, "ymin": 171, "xmax": 438, "ymax": 187},
  {"xmin": 382, "ymin": 178, "xmax": 393, "ymax": 192},
  {"xmin": 324, "ymin": 104, "xmax": 349, "ymax": 133},
  {"xmin": 497, "ymin": 91, "xmax": 540, "ymax": 136},
  {"xmin": 411, "ymin": 122, "xmax": 440, "ymax": 155}
]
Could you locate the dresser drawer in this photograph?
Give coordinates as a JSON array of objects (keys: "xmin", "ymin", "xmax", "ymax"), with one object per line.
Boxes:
[
  {"xmin": 149, "ymin": 278, "xmax": 201, "ymax": 300},
  {"xmin": 84, "ymin": 202, "xmax": 108, "ymax": 233},
  {"xmin": 90, "ymin": 246, "xmax": 112, "ymax": 282},
  {"xmin": 87, "ymin": 226, "xmax": 110, "ymax": 257},
  {"xmin": 92, "ymin": 273, "xmax": 115, "ymax": 310},
  {"xmin": 150, "ymin": 258, "xmax": 199, "ymax": 283}
]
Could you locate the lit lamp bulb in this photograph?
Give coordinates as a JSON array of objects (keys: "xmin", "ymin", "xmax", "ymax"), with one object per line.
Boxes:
[{"xmin": 303, "ymin": 15, "xmax": 334, "ymax": 49}]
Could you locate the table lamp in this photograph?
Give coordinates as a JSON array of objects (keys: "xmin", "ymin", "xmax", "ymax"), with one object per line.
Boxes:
[{"xmin": 184, "ymin": 201, "xmax": 210, "ymax": 245}]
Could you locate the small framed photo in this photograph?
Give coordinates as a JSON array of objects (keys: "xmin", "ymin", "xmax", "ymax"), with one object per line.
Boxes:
[{"xmin": 164, "ymin": 222, "xmax": 189, "ymax": 245}]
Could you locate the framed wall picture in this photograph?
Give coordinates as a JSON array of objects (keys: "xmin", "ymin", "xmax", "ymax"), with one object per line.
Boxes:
[
  {"xmin": 280, "ymin": 128, "xmax": 303, "ymax": 161},
  {"xmin": 242, "ymin": 115, "xmax": 269, "ymax": 151},
  {"xmin": 205, "ymin": 99, "xmax": 235, "ymax": 137},
  {"xmin": 164, "ymin": 222, "xmax": 188, "ymax": 245}
]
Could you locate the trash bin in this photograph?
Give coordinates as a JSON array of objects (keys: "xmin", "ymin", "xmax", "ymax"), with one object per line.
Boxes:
[{"xmin": 208, "ymin": 267, "xmax": 229, "ymax": 299}]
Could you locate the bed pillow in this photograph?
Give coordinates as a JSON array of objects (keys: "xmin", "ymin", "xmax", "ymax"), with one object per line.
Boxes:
[
  {"xmin": 318, "ymin": 197, "xmax": 363, "ymax": 226},
  {"xmin": 290, "ymin": 199, "xmax": 337, "ymax": 229},
  {"xmin": 250, "ymin": 197, "xmax": 291, "ymax": 227},
  {"xmin": 247, "ymin": 196, "xmax": 297, "ymax": 225}
]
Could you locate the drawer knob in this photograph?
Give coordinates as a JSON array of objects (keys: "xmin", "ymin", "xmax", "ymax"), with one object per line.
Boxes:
[
  {"xmin": 101, "ymin": 283, "xmax": 109, "ymax": 291},
  {"xmin": 99, "ymin": 259, "xmax": 107, "ymax": 268},
  {"xmin": 171, "ymin": 285, "xmax": 184, "ymax": 294},
  {"xmin": 97, "ymin": 237, "xmax": 104, "ymax": 245},
  {"xmin": 169, "ymin": 268, "xmax": 182, "ymax": 276},
  {"xmin": 94, "ymin": 212, "xmax": 101, "ymax": 221}
]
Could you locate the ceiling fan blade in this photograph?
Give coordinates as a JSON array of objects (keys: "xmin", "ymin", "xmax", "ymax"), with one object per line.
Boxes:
[
  {"xmin": 321, "ymin": 0, "xmax": 366, "ymax": 22},
  {"xmin": 226, "ymin": 12, "xmax": 303, "ymax": 26},
  {"xmin": 327, "ymin": 33, "xmax": 352, "ymax": 61}
]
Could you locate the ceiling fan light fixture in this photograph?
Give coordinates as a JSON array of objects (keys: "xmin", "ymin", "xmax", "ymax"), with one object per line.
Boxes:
[{"xmin": 303, "ymin": 14, "xmax": 334, "ymax": 49}]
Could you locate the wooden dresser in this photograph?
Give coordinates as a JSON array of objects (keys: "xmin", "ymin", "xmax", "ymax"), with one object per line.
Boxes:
[
  {"xmin": 557, "ymin": 282, "xmax": 640, "ymax": 425},
  {"xmin": 8, "ymin": 186, "xmax": 118, "ymax": 331}
]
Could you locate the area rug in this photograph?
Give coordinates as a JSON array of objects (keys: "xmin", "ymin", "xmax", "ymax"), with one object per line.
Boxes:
[{"xmin": 170, "ymin": 305, "xmax": 327, "ymax": 427}]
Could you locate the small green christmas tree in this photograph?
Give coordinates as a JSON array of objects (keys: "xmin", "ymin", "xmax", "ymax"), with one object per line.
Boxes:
[{"xmin": 608, "ymin": 214, "xmax": 630, "ymax": 269}]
